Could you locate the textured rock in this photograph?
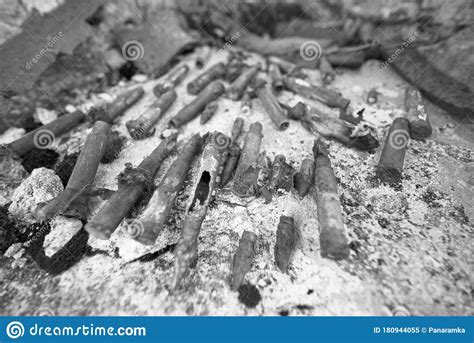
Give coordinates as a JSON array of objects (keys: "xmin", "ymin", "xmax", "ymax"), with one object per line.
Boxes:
[
  {"xmin": 8, "ymin": 167, "xmax": 63, "ymax": 222},
  {"xmin": 43, "ymin": 216, "xmax": 83, "ymax": 257}
]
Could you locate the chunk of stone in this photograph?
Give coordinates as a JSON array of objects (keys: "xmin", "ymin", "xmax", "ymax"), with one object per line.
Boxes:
[{"xmin": 43, "ymin": 216, "xmax": 83, "ymax": 257}]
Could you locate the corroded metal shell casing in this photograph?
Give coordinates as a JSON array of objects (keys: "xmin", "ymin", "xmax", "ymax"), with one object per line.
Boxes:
[
  {"xmin": 153, "ymin": 64, "xmax": 189, "ymax": 98},
  {"xmin": 227, "ymin": 64, "xmax": 260, "ymax": 100},
  {"xmin": 275, "ymin": 216, "xmax": 296, "ymax": 272},
  {"xmin": 187, "ymin": 62, "xmax": 226, "ymax": 95},
  {"xmin": 269, "ymin": 154, "xmax": 294, "ymax": 192},
  {"xmin": 107, "ymin": 87, "xmax": 145, "ymax": 121},
  {"xmin": 257, "ymin": 81, "xmax": 289, "ymax": 131},
  {"xmin": 405, "ymin": 85, "xmax": 432, "ymax": 140},
  {"xmin": 231, "ymin": 230, "xmax": 257, "ymax": 290},
  {"xmin": 172, "ymin": 132, "xmax": 231, "ymax": 289},
  {"xmin": 219, "ymin": 144, "xmax": 241, "ymax": 188},
  {"xmin": 293, "ymin": 158, "xmax": 314, "ymax": 198},
  {"xmin": 232, "ymin": 122, "xmax": 263, "ymax": 197},
  {"xmin": 268, "ymin": 63, "xmax": 284, "ymax": 92}
]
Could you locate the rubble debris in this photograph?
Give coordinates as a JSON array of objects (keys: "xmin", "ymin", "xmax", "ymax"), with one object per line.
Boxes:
[
  {"xmin": 34, "ymin": 107, "xmax": 58, "ymax": 125},
  {"xmin": 8, "ymin": 110, "xmax": 86, "ymax": 157},
  {"xmin": 293, "ymin": 158, "xmax": 314, "ymax": 198},
  {"xmin": 275, "ymin": 216, "xmax": 297, "ymax": 273},
  {"xmin": 312, "ymin": 139, "xmax": 349, "ymax": 260},
  {"xmin": 283, "ymin": 76, "xmax": 350, "ymax": 110},
  {"xmin": 132, "ymin": 134, "xmax": 201, "ymax": 245},
  {"xmin": 256, "ymin": 79, "xmax": 289, "ymax": 131},
  {"xmin": 187, "ymin": 62, "xmax": 226, "ymax": 95},
  {"xmin": 106, "ymin": 87, "xmax": 145, "ymax": 121},
  {"xmin": 126, "ymin": 90, "xmax": 177, "ymax": 140},
  {"xmin": 8, "ymin": 167, "xmax": 63, "ymax": 222},
  {"xmin": 35, "ymin": 120, "xmax": 110, "ymax": 221},
  {"xmin": 173, "ymin": 132, "xmax": 231, "ymax": 289},
  {"xmin": 405, "ymin": 85, "xmax": 432, "ymax": 140},
  {"xmin": 86, "ymin": 135, "xmax": 177, "ymax": 240},
  {"xmin": 231, "ymin": 230, "xmax": 257, "ymax": 291},
  {"xmin": 200, "ymin": 101, "xmax": 219, "ymax": 125},
  {"xmin": 232, "ymin": 122, "xmax": 263, "ymax": 198},
  {"xmin": 153, "ymin": 65, "xmax": 189, "ymax": 98},
  {"xmin": 0, "ymin": 146, "xmax": 27, "ymax": 206},
  {"xmin": 238, "ymin": 283, "xmax": 261, "ymax": 308},
  {"xmin": 227, "ymin": 65, "xmax": 260, "ymax": 100},
  {"xmin": 169, "ymin": 81, "xmax": 226, "ymax": 128},
  {"xmin": 376, "ymin": 117, "xmax": 410, "ymax": 184}
]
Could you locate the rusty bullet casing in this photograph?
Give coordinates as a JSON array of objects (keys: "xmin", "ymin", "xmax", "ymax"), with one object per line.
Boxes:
[
  {"xmin": 153, "ymin": 65, "xmax": 189, "ymax": 97},
  {"xmin": 227, "ymin": 65, "xmax": 260, "ymax": 100},
  {"xmin": 169, "ymin": 81, "xmax": 226, "ymax": 128},
  {"xmin": 232, "ymin": 122, "xmax": 263, "ymax": 197},
  {"xmin": 172, "ymin": 132, "xmax": 232, "ymax": 289},
  {"xmin": 241, "ymin": 93, "xmax": 252, "ymax": 115},
  {"xmin": 367, "ymin": 88, "xmax": 378, "ymax": 104},
  {"xmin": 8, "ymin": 109, "xmax": 86, "ymax": 156},
  {"xmin": 231, "ymin": 117, "xmax": 244, "ymax": 143},
  {"xmin": 405, "ymin": 85, "xmax": 432, "ymax": 140},
  {"xmin": 376, "ymin": 117, "xmax": 410, "ymax": 184},
  {"xmin": 85, "ymin": 136, "xmax": 177, "ymax": 240},
  {"xmin": 268, "ymin": 63, "xmax": 284, "ymax": 92},
  {"xmin": 187, "ymin": 62, "xmax": 226, "ymax": 95},
  {"xmin": 256, "ymin": 81, "xmax": 289, "ymax": 131},
  {"xmin": 107, "ymin": 87, "xmax": 145, "ymax": 121},
  {"xmin": 283, "ymin": 76, "xmax": 350, "ymax": 110},
  {"xmin": 318, "ymin": 55, "xmax": 336, "ymax": 85},
  {"xmin": 126, "ymin": 90, "xmax": 177, "ymax": 140},
  {"xmin": 313, "ymin": 139, "xmax": 349, "ymax": 260},
  {"xmin": 200, "ymin": 101, "xmax": 219, "ymax": 125},
  {"xmin": 231, "ymin": 230, "xmax": 257, "ymax": 290},
  {"xmin": 220, "ymin": 144, "xmax": 241, "ymax": 188},
  {"xmin": 293, "ymin": 158, "xmax": 314, "ymax": 197},
  {"xmin": 35, "ymin": 120, "xmax": 111, "ymax": 221},
  {"xmin": 269, "ymin": 155, "xmax": 294, "ymax": 192},
  {"xmin": 275, "ymin": 216, "xmax": 296, "ymax": 273},
  {"xmin": 132, "ymin": 134, "xmax": 202, "ymax": 245}
]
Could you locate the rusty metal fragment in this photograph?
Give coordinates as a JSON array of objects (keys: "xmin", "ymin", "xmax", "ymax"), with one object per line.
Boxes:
[
  {"xmin": 153, "ymin": 65, "xmax": 189, "ymax": 98},
  {"xmin": 293, "ymin": 158, "xmax": 314, "ymax": 198},
  {"xmin": 232, "ymin": 122, "xmax": 263, "ymax": 198},
  {"xmin": 187, "ymin": 62, "xmax": 226, "ymax": 95},
  {"xmin": 269, "ymin": 155, "xmax": 294, "ymax": 192},
  {"xmin": 172, "ymin": 132, "xmax": 231, "ymax": 289},
  {"xmin": 133, "ymin": 134, "xmax": 202, "ymax": 245},
  {"xmin": 268, "ymin": 63, "xmax": 284, "ymax": 92},
  {"xmin": 231, "ymin": 230, "xmax": 257, "ymax": 290},
  {"xmin": 126, "ymin": 90, "xmax": 177, "ymax": 140},
  {"xmin": 405, "ymin": 85, "xmax": 432, "ymax": 140},
  {"xmin": 312, "ymin": 139, "xmax": 349, "ymax": 260},
  {"xmin": 319, "ymin": 55, "xmax": 336, "ymax": 84},
  {"xmin": 275, "ymin": 216, "xmax": 296, "ymax": 273},
  {"xmin": 256, "ymin": 80, "xmax": 289, "ymax": 131},
  {"xmin": 241, "ymin": 93, "xmax": 252, "ymax": 115},
  {"xmin": 376, "ymin": 117, "xmax": 410, "ymax": 184},
  {"xmin": 227, "ymin": 65, "xmax": 260, "ymax": 100},
  {"xmin": 169, "ymin": 81, "xmax": 226, "ymax": 128},
  {"xmin": 231, "ymin": 117, "xmax": 244, "ymax": 143},
  {"xmin": 107, "ymin": 87, "xmax": 145, "ymax": 121},
  {"xmin": 200, "ymin": 101, "xmax": 219, "ymax": 125}
]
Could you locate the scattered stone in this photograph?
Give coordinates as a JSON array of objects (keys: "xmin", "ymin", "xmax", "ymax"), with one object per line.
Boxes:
[
  {"xmin": 34, "ymin": 107, "xmax": 58, "ymax": 125},
  {"xmin": 131, "ymin": 74, "xmax": 148, "ymax": 83},
  {"xmin": 43, "ymin": 216, "xmax": 83, "ymax": 258},
  {"xmin": 237, "ymin": 283, "xmax": 261, "ymax": 308},
  {"xmin": 0, "ymin": 146, "xmax": 27, "ymax": 206},
  {"xmin": 0, "ymin": 127, "xmax": 25, "ymax": 145},
  {"xmin": 8, "ymin": 167, "xmax": 63, "ymax": 222},
  {"xmin": 4, "ymin": 242, "xmax": 23, "ymax": 258}
]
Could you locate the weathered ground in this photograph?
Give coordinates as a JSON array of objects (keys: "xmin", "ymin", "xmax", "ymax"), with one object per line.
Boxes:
[{"xmin": 0, "ymin": 47, "xmax": 473, "ymax": 316}]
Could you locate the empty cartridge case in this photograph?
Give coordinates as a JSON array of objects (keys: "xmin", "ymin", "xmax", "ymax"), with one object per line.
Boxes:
[
  {"xmin": 275, "ymin": 216, "xmax": 296, "ymax": 273},
  {"xmin": 367, "ymin": 88, "xmax": 378, "ymax": 104},
  {"xmin": 269, "ymin": 155, "xmax": 294, "ymax": 192},
  {"xmin": 231, "ymin": 117, "xmax": 244, "ymax": 143},
  {"xmin": 293, "ymin": 158, "xmax": 314, "ymax": 197},
  {"xmin": 85, "ymin": 136, "xmax": 177, "ymax": 240},
  {"xmin": 35, "ymin": 120, "xmax": 111, "ymax": 221},
  {"xmin": 8, "ymin": 109, "xmax": 86, "ymax": 156},
  {"xmin": 313, "ymin": 139, "xmax": 349, "ymax": 260},
  {"xmin": 376, "ymin": 117, "xmax": 410, "ymax": 184},
  {"xmin": 241, "ymin": 93, "xmax": 252, "ymax": 115},
  {"xmin": 227, "ymin": 65, "xmax": 260, "ymax": 100},
  {"xmin": 256, "ymin": 80, "xmax": 289, "ymax": 131},
  {"xmin": 231, "ymin": 230, "xmax": 257, "ymax": 290},
  {"xmin": 200, "ymin": 101, "xmax": 219, "ymax": 125},
  {"xmin": 187, "ymin": 62, "xmax": 226, "ymax": 95},
  {"xmin": 133, "ymin": 134, "xmax": 202, "ymax": 245},
  {"xmin": 220, "ymin": 144, "xmax": 241, "ymax": 187},
  {"xmin": 268, "ymin": 63, "xmax": 284, "ymax": 92},
  {"xmin": 405, "ymin": 85, "xmax": 432, "ymax": 140},
  {"xmin": 107, "ymin": 87, "xmax": 144, "ymax": 121},
  {"xmin": 173, "ymin": 132, "xmax": 231, "ymax": 289},
  {"xmin": 153, "ymin": 65, "xmax": 189, "ymax": 97},
  {"xmin": 126, "ymin": 90, "xmax": 177, "ymax": 139},
  {"xmin": 319, "ymin": 55, "xmax": 336, "ymax": 85},
  {"xmin": 283, "ymin": 76, "xmax": 350, "ymax": 110},
  {"xmin": 232, "ymin": 122, "xmax": 263, "ymax": 197},
  {"xmin": 169, "ymin": 81, "xmax": 226, "ymax": 128}
]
